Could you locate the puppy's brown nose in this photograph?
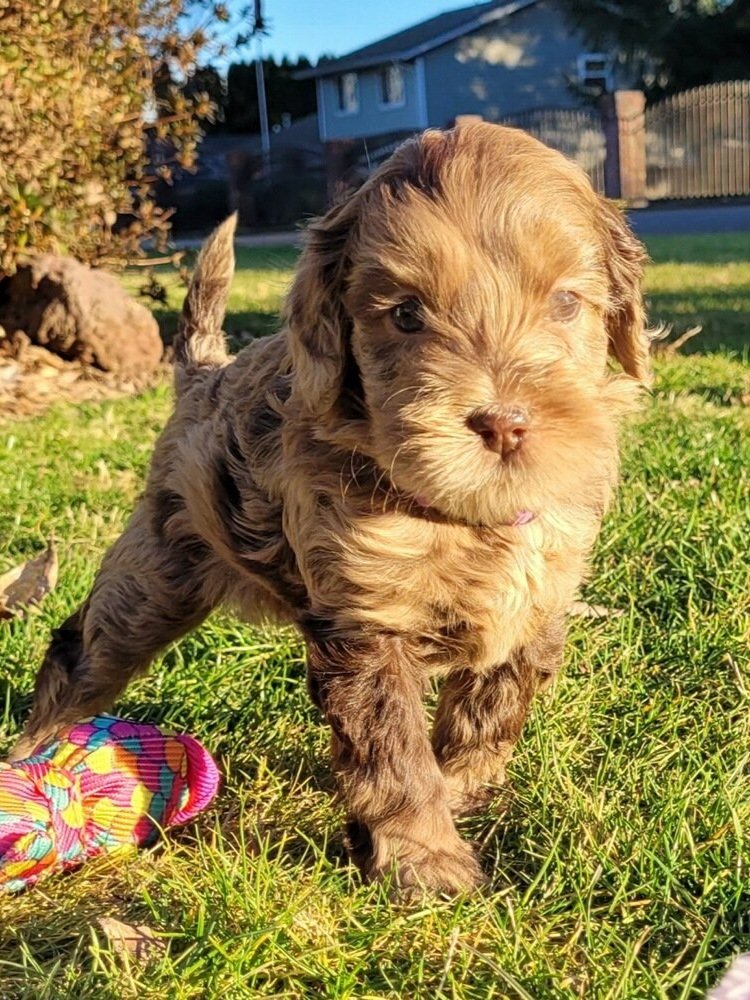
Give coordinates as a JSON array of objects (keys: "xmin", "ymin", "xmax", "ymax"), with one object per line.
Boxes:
[{"xmin": 467, "ymin": 407, "xmax": 529, "ymax": 458}]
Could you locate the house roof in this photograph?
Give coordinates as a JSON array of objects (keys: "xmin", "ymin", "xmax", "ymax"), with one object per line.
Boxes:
[{"xmin": 296, "ymin": 0, "xmax": 540, "ymax": 79}]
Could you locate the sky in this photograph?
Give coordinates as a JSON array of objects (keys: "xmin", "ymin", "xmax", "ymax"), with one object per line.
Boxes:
[{"xmin": 225, "ymin": 0, "xmax": 474, "ymax": 63}]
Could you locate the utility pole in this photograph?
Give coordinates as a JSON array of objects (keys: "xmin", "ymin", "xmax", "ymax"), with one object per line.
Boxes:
[{"xmin": 252, "ymin": 0, "xmax": 271, "ymax": 180}]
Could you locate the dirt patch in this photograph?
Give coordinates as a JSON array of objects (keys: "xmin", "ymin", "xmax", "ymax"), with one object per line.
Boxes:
[{"xmin": 0, "ymin": 332, "xmax": 170, "ymax": 420}]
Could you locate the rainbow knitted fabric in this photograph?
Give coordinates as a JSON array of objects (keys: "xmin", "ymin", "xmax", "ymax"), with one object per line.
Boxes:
[{"xmin": 0, "ymin": 715, "xmax": 220, "ymax": 892}]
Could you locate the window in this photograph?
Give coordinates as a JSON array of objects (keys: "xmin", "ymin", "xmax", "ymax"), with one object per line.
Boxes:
[
  {"xmin": 577, "ymin": 53, "xmax": 613, "ymax": 92},
  {"xmin": 336, "ymin": 73, "xmax": 359, "ymax": 114},
  {"xmin": 379, "ymin": 64, "xmax": 405, "ymax": 107}
]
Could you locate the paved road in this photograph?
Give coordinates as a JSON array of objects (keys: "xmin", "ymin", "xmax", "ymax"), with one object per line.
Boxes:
[
  {"xmin": 174, "ymin": 231, "xmax": 300, "ymax": 249},
  {"xmin": 627, "ymin": 203, "xmax": 750, "ymax": 236},
  {"xmin": 172, "ymin": 203, "xmax": 750, "ymax": 248}
]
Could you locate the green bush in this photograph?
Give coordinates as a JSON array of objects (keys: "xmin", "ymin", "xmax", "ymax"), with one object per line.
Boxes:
[{"xmin": 0, "ymin": 1, "xmax": 217, "ymax": 274}]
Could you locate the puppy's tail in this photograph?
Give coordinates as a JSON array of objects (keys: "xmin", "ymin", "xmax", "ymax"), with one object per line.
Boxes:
[{"xmin": 173, "ymin": 213, "xmax": 237, "ymax": 394}]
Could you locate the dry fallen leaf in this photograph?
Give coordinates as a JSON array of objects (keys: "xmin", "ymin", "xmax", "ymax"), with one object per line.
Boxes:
[
  {"xmin": 0, "ymin": 545, "xmax": 58, "ymax": 620},
  {"xmin": 651, "ymin": 324, "xmax": 702, "ymax": 356},
  {"xmin": 569, "ymin": 601, "xmax": 624, "ymax": 620},
  {"xmin": 95, "ymin": 916, "xmax": 165, "ymax": 964}
]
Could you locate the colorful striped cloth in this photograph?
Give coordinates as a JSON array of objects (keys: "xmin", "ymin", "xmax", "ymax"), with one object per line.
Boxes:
[{"xmin": 0, "ymin": 715, "xmax": 220, "ymax": 892}]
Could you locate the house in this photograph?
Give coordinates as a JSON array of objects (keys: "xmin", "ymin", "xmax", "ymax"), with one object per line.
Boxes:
[{"xmin": 298, "ymin": 0, "xmax": 623, "ymax": 147}]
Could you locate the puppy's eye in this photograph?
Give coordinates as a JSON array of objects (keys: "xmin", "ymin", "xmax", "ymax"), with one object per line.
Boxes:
[
  {"xmin": 549, "ymin": 290, "xmax": 581, "ymax": 323},
  {"xmin": 391, "ymin": 298, "xmax": 424, "ymax": 333}
]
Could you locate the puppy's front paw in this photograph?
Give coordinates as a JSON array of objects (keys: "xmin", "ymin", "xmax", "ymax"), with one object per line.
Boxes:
[
  {"xmin": 346, "ymin": 821, "xmax": 485, "ymax": 897},
  {"xmin": 389, "ymin": 842, "xmax": 486, "ymax": 898}
]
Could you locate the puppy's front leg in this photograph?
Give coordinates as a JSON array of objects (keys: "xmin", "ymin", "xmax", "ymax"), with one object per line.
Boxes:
[
  {"xmin": 433, "ymin": 617, "xmax": 566, "ymax": 816},
  {"xmin": 304, "ymin": 623, "xmax": 484, "ymax": 895}
]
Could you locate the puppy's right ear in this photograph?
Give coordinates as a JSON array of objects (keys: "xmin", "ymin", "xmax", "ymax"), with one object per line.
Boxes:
[
  {"xmin": 597, "ymin": 197, "xmax": 652, "ymax": 386},
  {"xmin": 285, "ymin": 191, "xmax": 361, "ymax": 415}
]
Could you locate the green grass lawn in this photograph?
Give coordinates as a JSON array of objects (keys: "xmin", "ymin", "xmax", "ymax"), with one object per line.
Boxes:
[
  {"xmin": 1, "ymin": 232, "xmax": 749, "ymax": 999},
  {"xmin": 645, "ymin": 232, "xmax": 750, "ymax": 356},
  {"xmin": 120, "ymin": 247, "xmax": 299, "ymax": 347}
]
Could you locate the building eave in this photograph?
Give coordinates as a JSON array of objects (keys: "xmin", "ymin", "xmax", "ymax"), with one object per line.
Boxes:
[{"xmin": 295, "ymin": 0, "xmax": 540, "ymax": 80}]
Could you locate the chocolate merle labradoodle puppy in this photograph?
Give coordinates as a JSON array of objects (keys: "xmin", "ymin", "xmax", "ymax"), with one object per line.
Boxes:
[{"xmin": 14, "ymin": 122, "xmax": 651, "ymax": 894}]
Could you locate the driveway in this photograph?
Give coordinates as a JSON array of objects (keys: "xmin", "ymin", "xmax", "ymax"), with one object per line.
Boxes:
[
  {"xmin": 173, "ymin": 231, "xmax": 300, "ymax": 249},
  {"xmin": 171, "ymin": 203, "xmax": 750, "ymax": 248},
  {"xmin": 628, "ymin": 203, "xmax": 750, "ymax": 236}
]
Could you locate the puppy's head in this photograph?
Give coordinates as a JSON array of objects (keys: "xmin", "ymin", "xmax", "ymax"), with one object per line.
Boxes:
[{"xmin": 286, "ymin": 122, "xmax": 650, "ymax": 525}]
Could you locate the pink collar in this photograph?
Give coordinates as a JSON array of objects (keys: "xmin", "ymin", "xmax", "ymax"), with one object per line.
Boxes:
[
  {"xmin": 412, "ymin": 493, "xmax": 536, "ymax": 527},
  {"xmin": 510, "ymin": 509, "xmax": 536, "ymax": 526}
]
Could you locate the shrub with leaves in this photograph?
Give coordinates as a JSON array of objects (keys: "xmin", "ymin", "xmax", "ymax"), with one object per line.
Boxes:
[{"xmin": 0, "ymin": 0, "xmax": 222, "ymax": 274}]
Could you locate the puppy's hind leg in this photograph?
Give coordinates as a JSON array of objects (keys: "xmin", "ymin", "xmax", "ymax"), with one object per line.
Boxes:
[{"xmin": 10, "ymin": 505, "xmax": 215, "ymax": 760}]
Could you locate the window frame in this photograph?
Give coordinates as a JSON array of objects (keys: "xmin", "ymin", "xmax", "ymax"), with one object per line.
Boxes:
[
  {"xmin": 335, "ymin": 72, "xmax": 360, "ymax": 115},
  {"xmin": 576, "ymin": 52, "xmax": 614, "ymax": 92},
  {"xmin": 378, "ymin": 63, "xmax": 406, "ymax": 109}
]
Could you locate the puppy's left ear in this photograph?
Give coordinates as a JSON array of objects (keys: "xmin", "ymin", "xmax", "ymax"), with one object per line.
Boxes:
[
  {"xmin": 285, "ymin": 191, "xmax": 362, "ymax": 416},
  {"xmin": 598, "ymin": 198, "xmax": 652, "ymax": 385}
]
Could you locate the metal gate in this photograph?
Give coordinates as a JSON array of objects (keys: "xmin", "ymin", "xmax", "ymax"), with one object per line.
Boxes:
[
  {"xmin": 501, "ymin": 107, "xmax": 607, "ymax": 195},
  {"xmin": 355, "ymin": 109, "xmax": 607, "ymax": 195},
  {"xmin": 646, "ymin": 80, "xmax": 750, "ymax": 200}
]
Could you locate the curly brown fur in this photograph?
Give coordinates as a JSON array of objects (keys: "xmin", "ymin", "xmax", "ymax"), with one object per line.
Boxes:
[
  {"xmin": 13, "ymin": 123, "xmax": 650, "ymax": 896},
  {"xmin": 433, "ymin": 615, "xmax": 566, "ymax": 816}
]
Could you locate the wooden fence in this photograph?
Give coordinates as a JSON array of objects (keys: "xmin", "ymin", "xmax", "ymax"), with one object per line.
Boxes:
[
  {"xmin": 345, "ymin": 81, "xmax": 750, "ymax": 204},
  {"xmin": 645, "ymin": 80, "xmax": 750, "ymax": 199},
  {"xmin": 501, "ymin": 107, "xmax": 607, "ymax": 195}
]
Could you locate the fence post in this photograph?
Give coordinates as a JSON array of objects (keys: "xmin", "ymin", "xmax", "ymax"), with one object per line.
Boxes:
[{"xmin": 600, "ymin": 91, "xmax": 647, "ymax": 204}]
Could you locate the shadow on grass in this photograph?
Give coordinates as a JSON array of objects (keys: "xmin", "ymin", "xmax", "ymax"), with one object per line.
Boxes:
[
  {"xmin": 130, "ymin": 242, "xmax": 297, "ymax": 348},
  {"xmin": 647, "ymin": 287, "xmax": 750, "ymax": 355},
  {"xmin": 644, "ymin": 231, "xmax": 750, "ymax": 266},
  {"xmin": 670, "ymin": 382, "xmax": 750, "ymax": 406},
  {"xmin": 640, "ymin": 230, "xmax": 750, "ymax": 356},
  {"xmin": 146, "ymin": 305, "xmax": 281, "ymax": 348}
]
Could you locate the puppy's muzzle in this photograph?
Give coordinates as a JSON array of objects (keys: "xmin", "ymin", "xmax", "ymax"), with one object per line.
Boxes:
[{"xmin": 467, "ymin": 406, "xmax": 529, "ymax": 459}]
